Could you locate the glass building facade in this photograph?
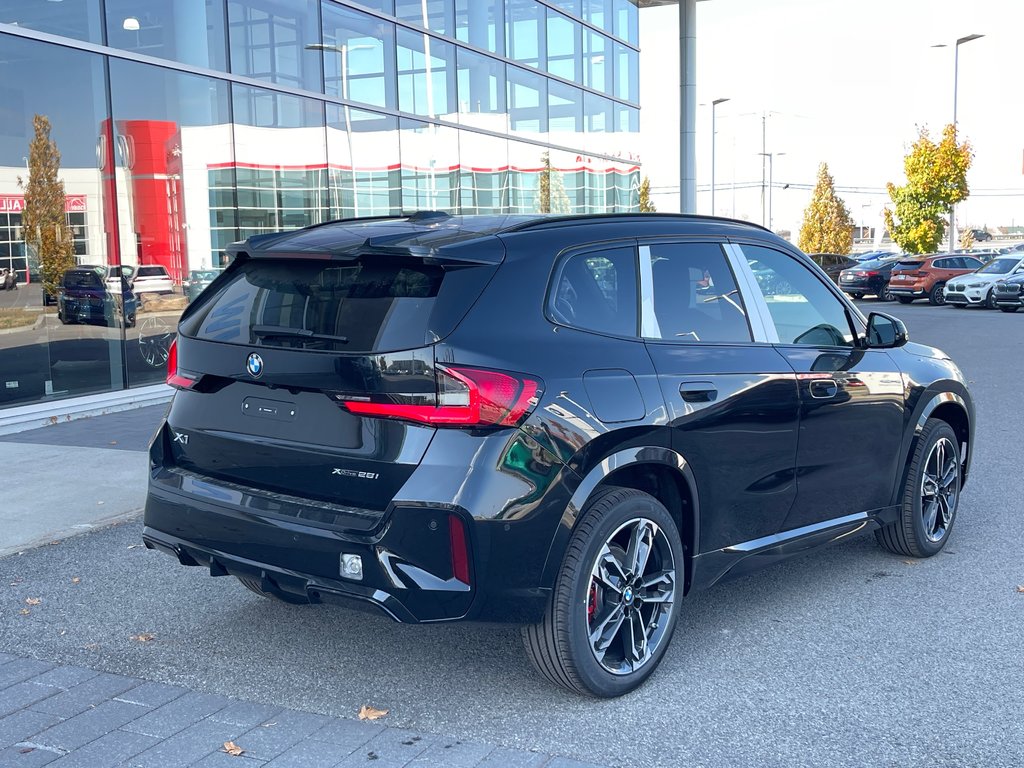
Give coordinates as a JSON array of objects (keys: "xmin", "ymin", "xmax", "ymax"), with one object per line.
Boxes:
[{"xmin": 0, "ymin": 1, "xmax": 640, "ymax": 410}]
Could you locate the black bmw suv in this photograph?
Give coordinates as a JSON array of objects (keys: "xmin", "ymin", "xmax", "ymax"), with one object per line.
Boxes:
[{"xmin": 145, "ymin": 213, "xmax": 974, "ymax": 698}]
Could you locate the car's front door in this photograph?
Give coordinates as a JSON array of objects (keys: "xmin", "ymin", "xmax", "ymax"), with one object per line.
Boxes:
[
  {"xmin": 733, "ymin": 243, "xmax": 905, "ymax": 530},
  {"xmin": 639, "ymin": 240, "xmax": 800, "ymax": 553}
]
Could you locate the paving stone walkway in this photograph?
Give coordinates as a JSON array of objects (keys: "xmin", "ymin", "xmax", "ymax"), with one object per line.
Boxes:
[{"xmin": 0, "ymin": 653, "xmax": 605, "ymax": 768}]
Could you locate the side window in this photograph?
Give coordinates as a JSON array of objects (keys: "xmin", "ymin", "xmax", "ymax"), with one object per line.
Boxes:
[
  {"xmin": 644, "ymin": 242, "xmax": 751, "ymax": 343},
  {"xmin": 741, "ymin": 245, "xmax": 854, "ymax": 347},
  {"xmin": 934, "ymin": 258, "xmax": 954, "ymax": 270},
  {"xmin": 964, "ymin": 258, "xmax": 982, "ymax": 270},
  {"xmin": 550, "ymin": 245, "xmax": 638, "ymax": 336}
]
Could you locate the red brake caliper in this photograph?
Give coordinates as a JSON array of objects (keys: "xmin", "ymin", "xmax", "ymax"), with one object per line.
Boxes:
[{"xmin": 587, "ymin": 581, "xmax": 598, "ymax": 623}]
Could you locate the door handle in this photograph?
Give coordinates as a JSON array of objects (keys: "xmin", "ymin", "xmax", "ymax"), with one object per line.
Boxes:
[
  {"xmin": 809, "ymin": 379, "xmax": 838, "ymax": 399},
  {"xmin": 679, "ymin": 381, "xmax": 717, "ymax": 403}
]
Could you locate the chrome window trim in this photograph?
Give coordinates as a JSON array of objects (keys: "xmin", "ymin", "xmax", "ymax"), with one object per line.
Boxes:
[{"xmin": 723, "ymin": 242, "xmax": 779, "ymax": 344}]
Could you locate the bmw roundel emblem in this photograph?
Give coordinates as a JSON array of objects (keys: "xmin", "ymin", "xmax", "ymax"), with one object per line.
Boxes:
[{"xmin": 246, "ymin": 352, "xmax": 264, "ymax": 378}]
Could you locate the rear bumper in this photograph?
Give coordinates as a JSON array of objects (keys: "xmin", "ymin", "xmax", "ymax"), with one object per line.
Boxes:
[{"xmin": 887, "ymin": 284, "xmax": 928, "ymax": 297}]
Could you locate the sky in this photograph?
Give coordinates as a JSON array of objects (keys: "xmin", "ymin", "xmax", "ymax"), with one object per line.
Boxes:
[{"xmin": 638, "ymin": 0, "xmax": 1024, "ymax": 241}]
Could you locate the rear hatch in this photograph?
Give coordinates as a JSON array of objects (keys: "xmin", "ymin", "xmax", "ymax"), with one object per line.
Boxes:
[{"xmin": 159, "ymin": 217, "xmax": 538, "ymax": 529}]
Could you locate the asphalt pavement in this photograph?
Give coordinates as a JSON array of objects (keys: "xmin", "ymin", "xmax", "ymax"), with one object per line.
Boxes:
[{"xmin": 1, "ymin": 300, "xmax": 1022, "ymax": 767}]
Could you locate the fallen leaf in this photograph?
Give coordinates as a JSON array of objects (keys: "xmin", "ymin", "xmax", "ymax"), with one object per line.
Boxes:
[
  {"xmin": 222, "ymin": 741, "xmax": 245, "ymax": 757},
  {"xmin": 48, "ymin": 540, "xmax": 60, "ymax": 546},
  {"xmin": 25, "ymin": 597, "xmax": 41, "ymax": 606},
  {"xmin": 59, "ymin": 630, "xmax": 66, "ymax": 636},
  {"xmin": 901, "ymin": 560, "xmax": 918, "ymax": 566},
  {"xmin": 71, "ymin": 577, "xmax": 81, "ymax": 584},
  {"xmin": 358, "ymin": 705, "xmax": 389, "ymax": 721},
  {"xmin": 130, "ymin": 633, "xmax": 155, "ymax": 643},
  {"xmin": 96, "ymin": 501, "xmax": 105, "ymax": 506},
  {"xmin": 19, "ymin": 608, "xmax": 30, "ymax": 616},
  {"xmin": 1016, "ymin": 585, "xmax": 1024, "ymax": 594},
  {"xmin": 109, "ymin": 441, "xmax": 118, "ymax": 445},
  {"xmin": 19, "ymin": 748, "xmax": 33, "ymax": 754}
]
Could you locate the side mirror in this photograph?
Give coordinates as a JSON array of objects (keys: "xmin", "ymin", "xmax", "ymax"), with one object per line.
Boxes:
[{"xmin": 865, "ymin": 312, "xmax": 908, "ymax": 349}]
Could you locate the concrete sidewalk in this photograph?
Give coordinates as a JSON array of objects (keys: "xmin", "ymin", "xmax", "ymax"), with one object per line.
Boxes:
[{"xmin": 0, "ymin": 407, "xmax": 609, "ymax": 768}]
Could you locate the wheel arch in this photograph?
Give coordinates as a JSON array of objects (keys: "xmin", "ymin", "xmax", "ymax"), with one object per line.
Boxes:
[
  {"xmin": 539, "ymin": 447, "xmax": 700, "ymax": 596},
  {"xmin": 894, "ymin": 390, "xmax": 973, "ymax": 504}
]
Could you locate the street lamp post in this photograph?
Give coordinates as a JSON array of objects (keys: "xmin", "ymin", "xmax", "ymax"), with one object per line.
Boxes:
[
  {"xmin": 757, "ymin": 151, "xmax": 785, "ymax": 232},
  {"xmin": 932, "ymin": 33, "xmax": 984, "ymax": 253},
  {"xmin": 710, "ymin": 97, "xmax": 729, "ymax": 216}
]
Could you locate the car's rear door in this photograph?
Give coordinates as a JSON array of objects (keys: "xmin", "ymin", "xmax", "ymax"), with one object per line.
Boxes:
[
  {"xmin": 639, "ymin": 239, "xmax": 800, "ymax": 553},
  {"xmin": 732, "ymin": 243, "xmax": 905, "ymax": 529}
]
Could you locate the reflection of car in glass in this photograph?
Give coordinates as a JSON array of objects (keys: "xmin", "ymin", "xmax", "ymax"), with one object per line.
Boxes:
[
  {"xmin": 184, "ymin": 269, "xmax": 222, "ymax": 303},
  {"xmin": 1, "ymin": 268, "xmax": 16, "ymax": 291},
  {"xmin": 146, "ymin": 212, "xmax": 975, "ymax": 699},
  {"xmin": 57, "ymin": 267, "xmax": 138, "ymax": 327},
  {"xmin": 136, "ymin": 315, "xmax": 175, "ymax": 367},
  {"xmin": 132, "ymin": 264, "xmax": 175, "ymax": 295}
]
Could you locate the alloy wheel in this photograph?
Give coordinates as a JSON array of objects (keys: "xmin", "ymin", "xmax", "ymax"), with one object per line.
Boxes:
[
  {"xmin": 586, "ymin": 518, "xmax": 676, "ymax": 675},
  {"xmin": 920, "ymin": 437, "xmax": 959, "ymax": 543}
]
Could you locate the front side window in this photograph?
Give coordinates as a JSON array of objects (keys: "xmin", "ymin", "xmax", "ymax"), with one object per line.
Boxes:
[
  {"xmin": 644, "ymin": 242, "xmax": 750, "ymax": 343},
  {"xmin": 550, "ymin": 245, "xmax": 637, "ymax": 337},
  {"xmin": 741, "ymin": 245, "xmax": 854, "ymax": 347}
]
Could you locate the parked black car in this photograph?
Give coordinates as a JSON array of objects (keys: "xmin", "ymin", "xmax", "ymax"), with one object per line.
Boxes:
[
  {"xmin": 58, "ymin": 266, "xmax": 138, "ymax": 327},
  {"xmin": 993, "ymin": 273, "xmax": 1024, "ymax": 312},
  {"xmin": 144, "ymin": 213, "xmax": 974, "ymax": 698},
  {"xmin": 968, "ymin": 229, "xmax": 992, "ymax": 242},
  {"xmin": 807, "ymin": 253, "xmax": 859, "ymax": 284},
  {"xmin": 838, "ymin": 255, "xmax": 901, "ymax": 300}
]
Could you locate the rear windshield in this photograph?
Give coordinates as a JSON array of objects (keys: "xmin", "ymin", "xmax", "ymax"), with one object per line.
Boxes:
[
  {"xmin": 180, "ymin": 257, "xmax": 486, "ymax": 352},
  {"xmin": 856, "ymin": 258, "xmax": 891, "ymax": 270},
  {"xmin": 137, "ymin": 266, "xmax": 168, "ymax": 277},
  {"xmin": 895, "ymin": 260, "xmax": 923, "ymax": 269}
]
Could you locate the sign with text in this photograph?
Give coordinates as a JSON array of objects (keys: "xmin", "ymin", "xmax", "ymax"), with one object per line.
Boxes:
[{"xmin": 0, "ymin": 195, "xmax": 87, "ymax": 215}]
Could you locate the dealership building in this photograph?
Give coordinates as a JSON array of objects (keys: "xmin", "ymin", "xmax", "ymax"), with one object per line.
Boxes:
[{"xmin": 0, "ymin": 0, "xmax": 645, "ymax": 413}]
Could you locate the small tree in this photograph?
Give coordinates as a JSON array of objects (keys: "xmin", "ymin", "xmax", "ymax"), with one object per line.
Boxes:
[
  {"xmin": 884, "ymin": 124, "xmax": 972, "ymax": 254},
  {"xmin": 19, "ymin": 115, "xmax": 74, "ymax": 298},
  {"xmin": 638, "ymin": 175, "xmax": 656, "ymax": 212},
  {"xmin": 959, "ymin": 228, "xmax": 975, "ymax": 250},
  {"xmin": 536, "ymin": 152, "xmax": 571, "ymax": 214},
  {"xmin": 798, "ymin": 162, "xmax": 854, "ymax": 259}
]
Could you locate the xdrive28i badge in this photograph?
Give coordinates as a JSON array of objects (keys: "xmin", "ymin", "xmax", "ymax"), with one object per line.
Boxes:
[{"xmin": 246, "ymin": 352, "xmax": 264, "ymax": 378}]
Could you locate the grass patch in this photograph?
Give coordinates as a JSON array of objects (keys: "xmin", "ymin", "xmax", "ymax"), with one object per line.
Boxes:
[{"xmin": 0, "ymin": 308, "xmax": 38, "ymax": 330}]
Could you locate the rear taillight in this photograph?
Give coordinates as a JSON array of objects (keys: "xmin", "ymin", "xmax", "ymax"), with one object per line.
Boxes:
[
  {"xmin": 166, "ymin": 338, "xmax": 197, "ymax": 390},
  {"xmin": 341, "ymin": 365, "xmax": 541, "ymax": 428}
]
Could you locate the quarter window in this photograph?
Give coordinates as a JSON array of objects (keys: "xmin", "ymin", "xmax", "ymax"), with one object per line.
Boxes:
[
  {"xmin": 550, "ymin": 246, "xmax": 637, "ymax": 336},
  {"xmin": 644, "ymin": 242, "xmax": 751, "ymax": 343},
  {"xmin": 741, "ymin": 245, "xmax": 854, "ymax": 347}
]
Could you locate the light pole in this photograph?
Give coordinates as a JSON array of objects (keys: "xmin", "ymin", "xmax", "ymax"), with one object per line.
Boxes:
[
  {"xmin": 710, "ymin": 97, "xmax": 729, "ymax": 216},
  {"xmin": 757, "ymin": 151, "xmax": 785, "ymax": 231},
  {"xmin": 932, "ymin": 33, "xmax": 984, "ymax": 253},
  {"xmin": 307, "ymin": 42, "xmax": 377, "ymax": 217}
]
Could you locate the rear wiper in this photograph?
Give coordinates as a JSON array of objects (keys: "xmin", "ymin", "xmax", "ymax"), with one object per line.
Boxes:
[{"xmin": 252, "ymin": 325, "xmax": 349, "ymax": 344}]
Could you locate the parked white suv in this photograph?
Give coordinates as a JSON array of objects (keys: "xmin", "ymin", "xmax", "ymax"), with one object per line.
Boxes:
[
  {"xmin": 944, "ymin": 256, "xmax": 1024, "ymax": 308},
  {"xmin": 131, "ymin": 264, "xmax": 175, "ymax": 295}
]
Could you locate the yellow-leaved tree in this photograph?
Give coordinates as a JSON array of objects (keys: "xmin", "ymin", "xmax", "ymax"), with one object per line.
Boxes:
[
  {"xmin": 638, "ymin": 176, "xmax": 656, "ymax": 212},
  {"xmin": 884, "ymin": 124, "xmax": 972, "ymax": 254},
  {"xmin": 798, "ymin": 162, "xmax": 854, "ymax": 261}
]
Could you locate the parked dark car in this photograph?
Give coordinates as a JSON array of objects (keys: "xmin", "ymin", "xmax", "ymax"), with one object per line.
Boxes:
[
  {"xmin": 184, "ymin": 268, "xmax": 223, "ymax": 303},
  {"xmin": 144, "ymin": 213, "xmax": 974, "ymax": 697},
  {"xmin": 968, "ymin": 229, "xmax": 992, "ymax": 242},
  {"xmin": 807, "ymin": 253, "xmax": 860, "ymax": 284},
  {"xmin": 58, "ymin": 266, "xmax": 138, "ymax": 327},
  {"xmin": 838, "ymin": 255, "xmax": 901, "ymax": 300},
  {"xmin": 992, "ymin": 273, "xmax": 1024, "ymax": 312}
]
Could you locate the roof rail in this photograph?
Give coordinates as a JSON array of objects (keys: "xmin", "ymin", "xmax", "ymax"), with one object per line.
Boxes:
[{"xmin": 502, "ymin": 212, "xmax": 772, "ymax": 234}]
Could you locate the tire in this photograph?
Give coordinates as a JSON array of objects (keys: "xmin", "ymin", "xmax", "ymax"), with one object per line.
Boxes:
[
  {"xmin": 984, "ymin": 289, "xmax": 997, "ymax": 309},
  {"xmin": 897, "ymin": 296, "xmax": 914, "ymax": 304},
  {"xmin": 125, "ymin": 313, "xmax": 136, "ymax": 328},
  {"xmin": 928, "ymin": 282, "xmax": 946, "ymax": 306},
  {"xmin": 875, "ymin": 419, "xmax": 961, "ymax": 558},
  {"xmin": 236, "ymin": 575, "xmax": 310, "ymax": 604},
  {"xmin": 880, "ymin": 285, "xmax": 895, "ymax": 302},
  {"xmin": 851, "ymin": 292, "xmax": 864, "ymax": 300},
  {"xmin": 999, "ymin": 306, "xmax": 1019, "ymax": 313},
  {"xmin": 521, "ymin": 487, "xmax": 684, "ymax": 698}
]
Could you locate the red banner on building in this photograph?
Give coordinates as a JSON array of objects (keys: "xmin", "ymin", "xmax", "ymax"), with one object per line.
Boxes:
[{"xmin": 0, "ymin": 194, "xmax": 87, "ymax": 215}]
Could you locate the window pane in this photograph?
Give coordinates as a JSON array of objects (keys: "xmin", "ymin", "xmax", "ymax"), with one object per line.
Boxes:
[
  {"xmin": 105, "ymin": 0, "xmax": 227, "ymax": 71},
  {"xmin": 613, "ymin": 0, "xmax": 638, "ymax": 44},
  {"xmin": 457, "ymin": 48, "xmax": 505, "ymax": 118},
  {"xmin": 508, "ymin": 140, "xmax": 541, "ymax": 213},
  {"xmin": 397, "ymin": 28, "xmax": 456, "ymax": 118},
  {"xmin": 349, "ymin": 0, "xmax": 394, "ymax": 14},
  {"xmin": 583, "ymin": 0, "xmax": 611, "ymax": 32},
  {"xmin": 614, "ymin": 41, "xmax": 638, "ymax": 102},
  {"xmin": 551, "ymin": 246, "xmax": 637, "ymax": 336},
  {"xmin": 399, "ymin": 118, "xmax": 460, "ymax": 212},
  {"xmin": 395, "ymin": 0, "xmax": 450, "ymax": 35},
  {"xmin": 547, "ymin": 148, "xmax": 583, "ymax": 213},
  {"xmin": 549, "ymin": 0, "xmax": 582, "ymax": 18},
  {"xmin": 327, "ymin": 106, "xmax": 401, "ymax": 218},
  {"xmin": 505, "ymin": 0, "xmax": 544, "ymax": 69},
  {"xmin": 583, "ymin": 30, "xmax": 606, "ymax": 93},
  {"xmin": 109, "ymin": 58, "xmax": 234, "ymax": 387},
  {"xmin": 460, "ymin": 132, "xmax": 509, "ymax": 214},
  {"xmin": 321, "ymin": 4, "xmax": 396, "ymax": 109},
  {"xmin": 228, "ymin": 0, "xmax": 322, "ymax": 91},
  {"xmin": 741, "ymin": 245, "xmax": 854, "ymax": 346},
  {"xmin": 507, "ymin": 66, "xmax": 547, "ymax": 135},
  {"xmin": 0, "ymin": 35, "xmax": 125, "ymax": 405},
  {"xmin": 647, "ymin": 243, "xmax": 751, "ymax": 343},
  {"xmin": 584, "ymin": 92, "xmax": 612, "ymax": 133},
  {"xmin": 455, "ymin": 0, "xmax": 504, "ymax": 55},
  {"xmin": 0, "ymin": 0, "xmax": 103, "ymax": 44},
  {"xmin": 546, "ymin": 10, "xmax": 580, "ymax": 82},
  {"xmin": 549, "ymin": 81, "xmax": 582, "ymax": 134}
]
